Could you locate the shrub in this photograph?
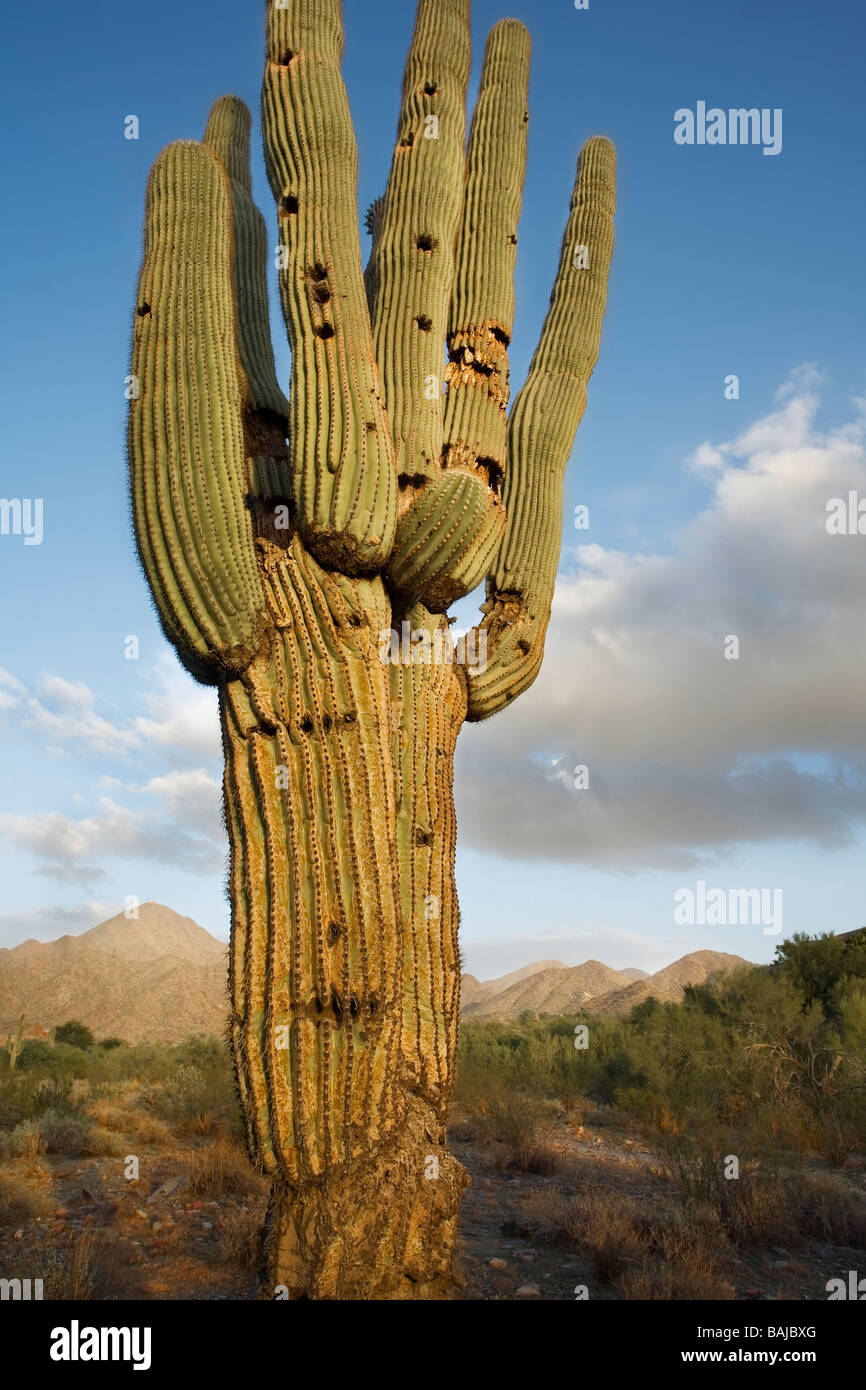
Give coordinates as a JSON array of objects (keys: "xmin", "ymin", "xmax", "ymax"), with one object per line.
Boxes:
[
  {"xmin": 38, "ymin": 1108, "xmax": 93, "ymax": 1154},
  {"xmin": 54, "ymin": 1021, "xmax": 94, "ymax": 1050}
]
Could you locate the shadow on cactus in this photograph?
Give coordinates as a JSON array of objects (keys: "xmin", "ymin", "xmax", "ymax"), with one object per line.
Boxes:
[{"xmin": 128, "ymin": 0, "xmax": 615, "ymax": 1300}]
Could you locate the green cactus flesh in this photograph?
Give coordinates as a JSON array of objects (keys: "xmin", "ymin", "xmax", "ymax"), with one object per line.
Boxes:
[{"xmin": 128, "ymin": 0, "xmax": 615, "ymax": 1299}]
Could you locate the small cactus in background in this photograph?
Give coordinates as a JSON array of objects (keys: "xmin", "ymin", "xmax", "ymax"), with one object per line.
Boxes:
[
  {"xmin": 128, "ymin": 0, "xmax": 615, "ymax": 1299},
  {"xmin": 8, "ymin": 1014, "xmax": 24, "ymax": 1070}
]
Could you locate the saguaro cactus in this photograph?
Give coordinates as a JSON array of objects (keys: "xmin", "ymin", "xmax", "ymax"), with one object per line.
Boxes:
[{"xmin": 128, "ymin": 0, "xmax": 615, "ymax": 1299}]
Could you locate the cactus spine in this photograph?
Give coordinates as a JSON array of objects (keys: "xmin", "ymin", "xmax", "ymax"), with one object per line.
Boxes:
[{"xmin": 128, "ymin": 0, "xmax": 615, "ymax": 1299}]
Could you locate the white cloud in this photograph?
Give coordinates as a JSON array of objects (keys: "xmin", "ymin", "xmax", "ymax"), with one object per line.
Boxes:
[
  {"xmin": 0, "ymin": 656, "xmax": 220, "ymax": 765},
  {"xmin": 132, "ymin": 659, "xmax": 221, "ymax": 761},
  {"xmin": 140, "ymin": 769, "xmax": 222, "ymax": 837},
  {"xmin": 0, "ymin": 798, "xmax": 224, "ymax": 879},
  {"xmin": 456, "ymin": 372, "xmax": 866, "ymax": 866}
]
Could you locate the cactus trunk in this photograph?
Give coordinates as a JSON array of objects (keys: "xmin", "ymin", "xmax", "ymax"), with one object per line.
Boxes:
[{"xmin": 221, "ymin": 530, "xmax": 468, "ymax": 1295}]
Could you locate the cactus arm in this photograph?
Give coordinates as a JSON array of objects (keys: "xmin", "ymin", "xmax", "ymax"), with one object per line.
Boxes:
[
  {"xmin": 261, "ymin": 0, "xmax": 396, "ymax": 575},
  {"xmin": 443, "ymin": 20, "xmax": 530, "ymax": 490},
  {"xmin": 368, "ymin": 0, "xmax": 471, "ymax": 485},
  {"xmin": 203, "ymin": 97, "xmax": 291, "ymax": 431},
  {"xmin": 462, "ymin": 135, "xmax": 617, "ymax": 720},
  {"xmin": 384, "ymin": 18, "xmax": 531, "ymax": 613},
  {"xmin": 128, "ymin": 140, "xmax": 271, "ymax": 684}
]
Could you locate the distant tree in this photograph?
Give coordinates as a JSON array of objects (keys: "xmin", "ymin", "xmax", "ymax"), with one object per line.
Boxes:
[
  {"xmin": 99, "ymin": 1037, "xmax": 125, "ymax": 1050},
  {"xmin": 518, "ymin": 1009, "xmax": 536, "ymax": 1025},
  {"xmin": 775, "ymin": 931, "xmax": 866, "ymax": 1017},
  {"xmin": 54, "ymin": 1020, "xmax": 94, "ymax": 1050}
]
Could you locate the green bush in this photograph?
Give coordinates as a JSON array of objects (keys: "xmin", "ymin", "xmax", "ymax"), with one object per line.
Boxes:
[{"xmin": 54, "ymin": 1021, "xmax": 94, "ymax": 1050}]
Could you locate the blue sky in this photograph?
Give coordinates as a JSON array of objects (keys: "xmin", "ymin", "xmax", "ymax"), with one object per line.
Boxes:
[{"xmin": 1, "ymin": 0, "xmax": 865, "ymax": 977}]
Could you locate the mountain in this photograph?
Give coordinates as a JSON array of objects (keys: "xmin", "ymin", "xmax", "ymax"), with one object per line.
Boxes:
[
  {"xmin": 460, "ymin": 949, "xmax": 751, "ymax": 1020},
  {"xmin": 0, "ymin": 904, "xmax": 228, "ymax": 1044},
  {"xmin": 0, "ymin": 904, "xmax": 754, "ymax": 1042},
  {"xmin": 581, "ymin": 950, "xmax": 749, "ymax": 1016},
  {"xmin": 459, "ymin": 975, "xmax": 487, "ymax": 1009},
  {"xmin": 463, "ymin": 960, "xmax": 632, "ymax": 1020}
]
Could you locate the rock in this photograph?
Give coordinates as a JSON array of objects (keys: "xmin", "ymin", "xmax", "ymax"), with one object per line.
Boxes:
[
  {"xmin": 516, "ymin": 1284, "xmax": 540, "ymax": 1298},
  {"xmin": 147, "ymin": 1176, "xmax": 188, "ymax": 1203},
  {"xmin": 489, "ymin": 1258, "xmax": 508, "ymax": 1270}
]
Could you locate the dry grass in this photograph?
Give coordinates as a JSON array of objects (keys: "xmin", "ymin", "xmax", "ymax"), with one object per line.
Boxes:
[
  {"xmin": 464, "ymin": 1091, "xmax": 560, "ymax": 1175},
  {"xmin": 185, "ymin": 1137, "xmax": 264, "ymax": 1202},
  {"xmin": 0, "ymin": 1165, "xmax": 55, "ymax": 1226},
  {"xmin": 86, "ymin": 1082, "xmax": 173, "ymax": 1144},
  {"xmin": 37, "ymin": 1109, "xmax": 94, "ymax": 1155},
  {"xmin": 218, "ymin": 1203, "xmax": 264, "ymax": 1270},
  {"xmin": 797, "ymin": 1171, "xmax": 866, "ymax": 1247},
  {"xmin": 0, "ymin": 1120, "xmax": 45, "ymax": 1160},
  {"xmin": 37, "ymin": 1231, "xmax": 129, "ymax": 1300},
  {"xmin": 519, "ymin": 1185, "xmax": 734, "ymax": 1299}
]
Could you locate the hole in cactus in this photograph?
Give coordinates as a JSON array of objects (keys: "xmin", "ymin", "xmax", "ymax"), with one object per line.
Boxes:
[
  {"xmin": 368, "ymin": 996, "xmax": 378, "ymax": 1017},
  {"xmin": 366, "ymin": 421, "xmax": 377, "ymax": 433},
  {"xmin": 518, "ymin": 638, "xmax": 531, "ymax": 655},
  {"xmin": 280, "ymin": 194, "xmax": 299, "ymax": 216},
  {"xmin": 398, "ymin": 131, "xmax": 415, "ymax": 150},
  {"xmin": 508, "ymin": 234, "xmax": 517, "ymax": 245},
  {"xmin": 310, "ymin": 262, "xmax": 327, "ymax": 281},
  {"xmin": 491, "ymin": 325, "xmax": 510, "ymax": 348},
  {"xmin": 348, "ymin": 996, "xmax": 360, "ymax": 1021},
  {"xmin": 327, "ymin": 922, "xmax": 341, "ymax": 946},
  {"xmin": 348, "ymin": 615, "xmax": 362, "ymax": 628},
  {"xmin": 311, "ymin": 283, "xmax": 330, "ymax": 304},
  {"xmin": 279, "ymin": 49, "xmax": 295, "ymax": 65},
  {"xmin": 343, "ymin": 711, "xmax": 356, "ymax": 723},
  {"xmin": 415, "ymin": 828, "xmax": 432, "ymax": 847},
  {"xmin": 314, "ymin": 323, "xmax": 334, "ymax": 340},
  {"xmin": 322, "ymin": 714, "xmax": 332, "ymax": 732},
  {"xmin": 300, "ymin": 715, "xmax": 314, "ymax": 733},
  {"xmin": 137, "ymin": 303, "xmax": 150, "ymax": 317},
  {"xmin": 476, "ymin": 456, "xmax": 504, "ymax": 495},
  {"xmin": 423, "ymin": 82, "xmax": 437, "ymax": 96},
  {"xmin": 330, "ymin": 988, "xmax": 343, "ymax": 1026},
  {"xmin": 416, "ymin": 234, "xmax": 436, "ymax": 252},
  {"xmin": 415, "ymin": 315, "xmax": 433, "ymax": 332}
]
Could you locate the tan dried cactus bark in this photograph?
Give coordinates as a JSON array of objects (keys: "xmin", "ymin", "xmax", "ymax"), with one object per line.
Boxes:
[{"xmin": 128, "ymin": 0, "xmax": 615, "ymax": 1299}]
